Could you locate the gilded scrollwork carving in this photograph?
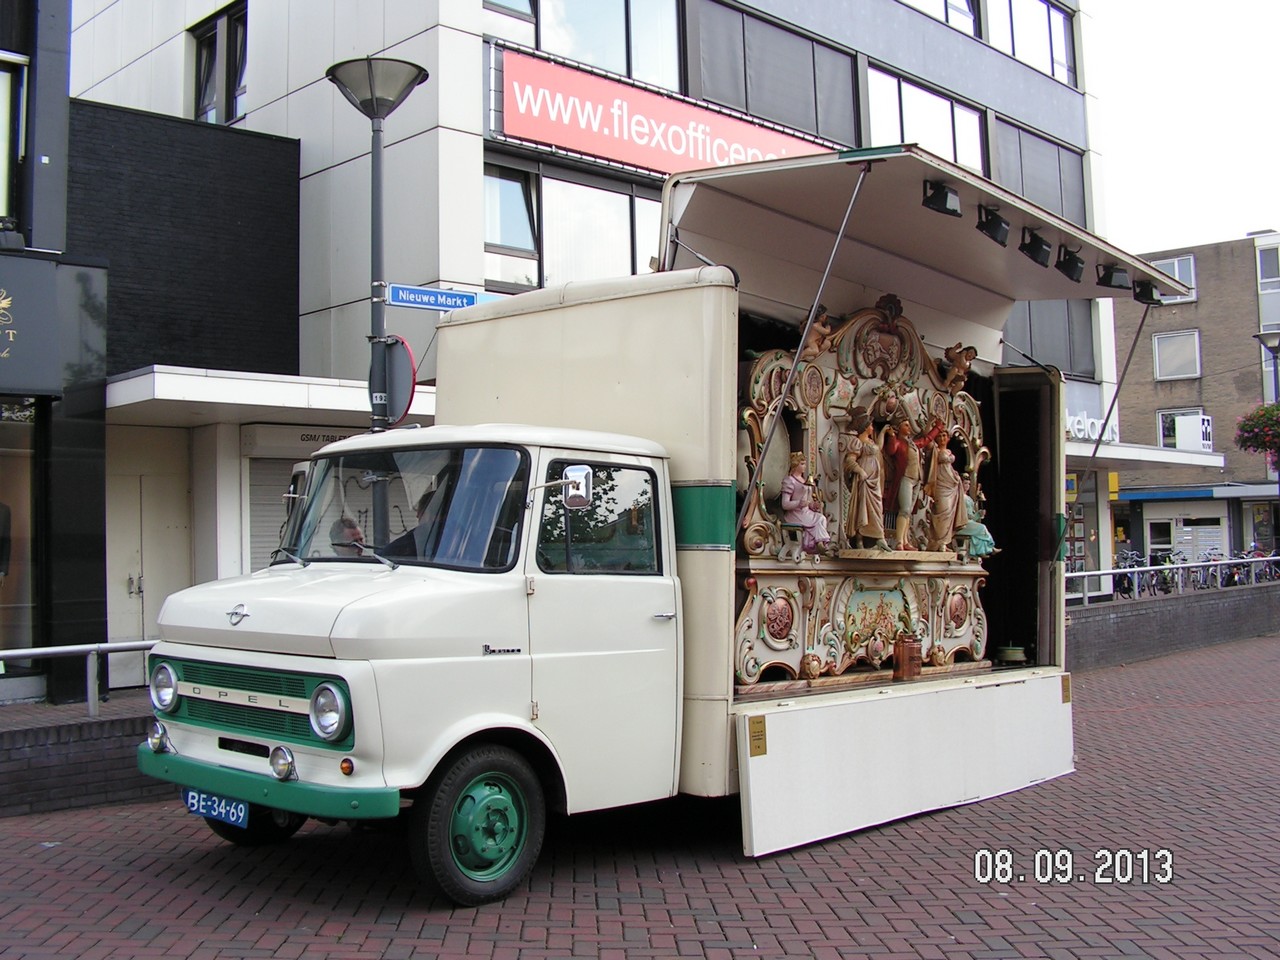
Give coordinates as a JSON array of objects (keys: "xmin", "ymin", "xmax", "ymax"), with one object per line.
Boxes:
[{"xmin": 735, "ymin": 292, "xmax": 995, "ymax": 687}]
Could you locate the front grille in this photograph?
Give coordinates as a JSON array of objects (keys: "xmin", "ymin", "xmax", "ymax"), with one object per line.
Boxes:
[
  {"xmin": 187, "ymin": 699, "xmax": 313, "ymax": 740},
  {"xmin": 181, "ymin": 662, "xmax": 310, "ymax": 698},
  {"xmin": 155, "ymin": 655, "xmax": 355, "ymax": 750}
]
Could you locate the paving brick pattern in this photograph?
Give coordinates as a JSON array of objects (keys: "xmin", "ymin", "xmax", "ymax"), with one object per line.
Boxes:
[{"xmin": 1, "ymin": 636, "xmax": 1278, "ymax": 959}]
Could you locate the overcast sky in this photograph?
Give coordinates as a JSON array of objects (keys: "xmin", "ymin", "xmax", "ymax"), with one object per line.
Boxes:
[{"xmin": 1083, "ymin": 1, "xmax": 1280, "ymax": 255}]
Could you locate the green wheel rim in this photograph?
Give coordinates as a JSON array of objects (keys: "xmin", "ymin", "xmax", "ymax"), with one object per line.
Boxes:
[{"xmin": 447, "ymin": 771, "xmax": 528, "ymax": 881}]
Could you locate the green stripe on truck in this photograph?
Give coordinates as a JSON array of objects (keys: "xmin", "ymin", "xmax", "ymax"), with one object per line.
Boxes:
[{"xmin": 672, "ymin": 484, "xmax": 736, "ymax": 548}]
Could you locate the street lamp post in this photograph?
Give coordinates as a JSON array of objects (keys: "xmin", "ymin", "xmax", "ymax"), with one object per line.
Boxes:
[
  {"xmin": 327, "ymin": 56, "xmax": 428, "ymax": 548},
  {"xmin": 1253, "ymin": 330, "xmax": 1280, "ymax": 549},
  {"xmin": 326, "ymin": 56, "xmax": 429, "ymax": 435}
]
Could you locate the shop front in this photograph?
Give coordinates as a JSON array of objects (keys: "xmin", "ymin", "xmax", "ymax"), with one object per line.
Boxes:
[{"xmin": 0, "ymin": 252, "xmax": 109, "ymax": 701}]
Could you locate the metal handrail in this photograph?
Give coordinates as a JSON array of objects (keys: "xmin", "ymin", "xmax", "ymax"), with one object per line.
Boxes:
[
  {"xmin": 0, "ymin": 640, "xmax": 156, "ymax": 718},
  {"xmin": 1066, "ymin": 555, "xmax": 1280, "ymax": 605}
]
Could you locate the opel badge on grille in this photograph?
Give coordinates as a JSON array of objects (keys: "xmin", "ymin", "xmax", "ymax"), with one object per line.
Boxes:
[{"xmin": 226, "ymin": 604, "xmax": 250, "ymax": 626}]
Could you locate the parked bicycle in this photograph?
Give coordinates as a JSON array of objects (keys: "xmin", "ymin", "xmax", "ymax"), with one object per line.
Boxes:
[
  {"xmin": 1194, "ymin": 548, "xmax": 1223, "ymax": 589},
  {"xmin": 1114, "ymin": 549, "xmax": 1144, "ymax": 599}
]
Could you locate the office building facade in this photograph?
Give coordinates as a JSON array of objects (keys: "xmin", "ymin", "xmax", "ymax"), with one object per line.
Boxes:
[{"xmin": 1113, "ymin": 231, "xmax": 1280, "ymax": 559}]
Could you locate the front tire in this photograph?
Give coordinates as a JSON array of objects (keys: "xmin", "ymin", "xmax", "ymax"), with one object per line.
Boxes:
[
  {"xmin": 205, "ymin": 804, "xmax": 306, "ymax": 846},
  {"xmin": 410, "ymin": 744, "xmax": 545, "ymax": 905}
]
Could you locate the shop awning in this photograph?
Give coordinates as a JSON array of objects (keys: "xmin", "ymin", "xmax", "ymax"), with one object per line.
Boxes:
[{"xmin": 660, "ymin": 144, "xmax": 1187, "ymax": 361}]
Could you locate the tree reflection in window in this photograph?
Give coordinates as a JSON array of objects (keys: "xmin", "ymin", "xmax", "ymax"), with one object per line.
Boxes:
[{"xmin": 538, "ymin": 463, "xmax": 658, "ymax": 574}]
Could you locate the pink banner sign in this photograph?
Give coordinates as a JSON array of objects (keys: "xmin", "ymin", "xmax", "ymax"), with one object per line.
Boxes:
[{"xmin": 501, "ymin": 50, "xmax": 828, "ymax": 175}]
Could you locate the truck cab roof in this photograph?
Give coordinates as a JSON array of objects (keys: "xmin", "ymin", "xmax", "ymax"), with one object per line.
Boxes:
[{"xmin": 313, "ymin": 422, "xmax": 670, "ymax": 460}]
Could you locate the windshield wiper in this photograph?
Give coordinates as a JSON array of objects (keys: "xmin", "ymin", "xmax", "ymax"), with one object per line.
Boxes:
[
  {"xmin": 330, "ymin": 540, "xmax": 400, "ymax": 570},
  {"xmin": 271, "ymin": 547, "xmax": 310, "ymax": 567}
]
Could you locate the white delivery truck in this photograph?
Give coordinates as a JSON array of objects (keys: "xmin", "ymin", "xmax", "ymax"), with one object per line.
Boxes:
[{"xmin": 138, "ymin": 146, "xmax": 1186, "ymax": 904}]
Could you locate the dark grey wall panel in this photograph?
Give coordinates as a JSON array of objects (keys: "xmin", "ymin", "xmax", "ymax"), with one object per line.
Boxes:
[{"xmin": 65, "ymin": 100, "xmax": 300, "ymax": 377}]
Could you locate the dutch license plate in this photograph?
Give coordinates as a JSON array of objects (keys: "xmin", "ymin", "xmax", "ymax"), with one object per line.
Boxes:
[{"xmin": 183, "ymin": 788, "xmax": 249, "ymax": 828}]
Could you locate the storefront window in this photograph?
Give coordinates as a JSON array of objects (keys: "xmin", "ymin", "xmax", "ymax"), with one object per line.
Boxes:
[{"xmin": 0, "ymin": 398, "xmax": 34, "ymax": 676}]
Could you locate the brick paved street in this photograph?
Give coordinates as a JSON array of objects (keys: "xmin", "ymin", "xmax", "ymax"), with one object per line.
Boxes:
[{"xmin": 2, "ymin": 636, "xmax": 1278, "ymax": 959}]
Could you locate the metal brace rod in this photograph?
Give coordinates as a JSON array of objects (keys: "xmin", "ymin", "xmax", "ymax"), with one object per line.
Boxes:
[{"xmin": 735, "ymin": 161, "xmax": 873, "ymax": 535}]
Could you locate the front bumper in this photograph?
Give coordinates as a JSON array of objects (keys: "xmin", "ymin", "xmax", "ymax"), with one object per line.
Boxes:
[{"xmin": 137, "ymin": 746, "xmax": 402, "ymax": 820}]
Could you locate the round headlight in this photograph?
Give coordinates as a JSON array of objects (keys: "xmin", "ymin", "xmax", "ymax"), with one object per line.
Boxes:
[
  {"xmin": 309, "ymin": 682, "xmax": 348, "ymax": 741},
  {"xmin": 146, "ymin": 720, "xmax": 169, "ymax": 753},
  {"xmin": 269, "ymin": 746, "xmax": 297, "ymax": 781},
  {"xmin": 149, "ymin": 662, "xmax": 179, "ymax": 713}
]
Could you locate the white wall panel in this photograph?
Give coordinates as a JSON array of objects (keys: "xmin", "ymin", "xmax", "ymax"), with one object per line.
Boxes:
[
  {"xmin": 286, "ymin": 0, "xmax": 335, "ymax": 93},
  {"xmin": 386, "ymin": 0, "xmax": 439, "ymax": 49},
  {"xmin": 148, "ymin": 35, "xmax": 190, "ymax": 119},
  {"xmin": 436, "ymin": 27, "xmax": 481, "ymax": 135},
  {"xmin": 434, "ymin": 128, "xmax": 484, "ymax": 286},
  {"xmin": 293, "ymin": 79, "xmax": 335, "ymax": 175},
  {"xmin": 298, "ymin": 171, "xmax": 333, "ymax": 316},
  {"xmin": 333, "ymin": 0, "xmax": 385, "ymax": 62},
  {"xmin": 247, "ymin": 0, "xmax": 290, "ymax": 116},
  {"xmin": 120, "ymin": 0, "xmax": 154, "ymax": 66}
]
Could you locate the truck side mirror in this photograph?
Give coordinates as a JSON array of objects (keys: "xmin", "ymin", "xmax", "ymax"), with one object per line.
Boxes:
[{"xmin": 563, "ymin": 465, "xmax": 593, "ymax": 510}]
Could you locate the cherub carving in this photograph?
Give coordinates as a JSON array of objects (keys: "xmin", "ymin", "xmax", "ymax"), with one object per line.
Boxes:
[
  {"xmin": 940, "ymin": 343, "xmax": 978, "ymax": 395},
  {"xmin": 798, "ymin": 304, "xmax": 836, "ymax": 361}
]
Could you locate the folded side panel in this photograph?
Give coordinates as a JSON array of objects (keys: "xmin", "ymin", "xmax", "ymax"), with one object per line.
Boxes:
[{"xmin": 735, "ymin": 672, "xmax": 1073, "ymax": 857}]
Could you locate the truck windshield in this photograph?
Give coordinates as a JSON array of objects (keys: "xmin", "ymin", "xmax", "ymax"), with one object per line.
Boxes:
[{"xmin": 277, "ymin": 445, "xmax": 528, "ymax": 571}]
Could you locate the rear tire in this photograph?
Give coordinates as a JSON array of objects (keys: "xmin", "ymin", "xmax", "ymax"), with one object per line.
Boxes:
[
  {"xmin": 205, "ymin": 804, "xmax": 306, "ymax": 846},
  {"xmin": 410, "ymin": 744, "xmax": 545, "ymax": 906}
]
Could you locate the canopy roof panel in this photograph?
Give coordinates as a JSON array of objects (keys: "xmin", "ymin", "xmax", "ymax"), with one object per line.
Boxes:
[{"xmin": 659, "ymin": 145, "xmax": 1185, "ymax": 361}]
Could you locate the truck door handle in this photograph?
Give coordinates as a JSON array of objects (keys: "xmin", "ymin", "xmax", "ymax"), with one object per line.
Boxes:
[{"xmin": 653, "ymin": 612, "xmax": 677, "ymax": 620}]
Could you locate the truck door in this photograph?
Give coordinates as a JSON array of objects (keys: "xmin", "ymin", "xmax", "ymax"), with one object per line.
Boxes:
[{"xmin": 527, "ymin": 453, "xmax": 680, "ymax": 811}]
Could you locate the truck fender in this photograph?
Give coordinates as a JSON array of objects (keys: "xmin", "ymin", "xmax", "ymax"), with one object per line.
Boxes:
[{"xmin": 393, "ymin": 713, "xmax": 571, "ymax": 812}]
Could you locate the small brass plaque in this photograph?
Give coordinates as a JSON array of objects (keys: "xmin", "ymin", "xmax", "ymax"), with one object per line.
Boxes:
[
  {"xmin": 748, "ymin": 715, "xmax": 767, "ymax": 757},
  {"xmin": 1061, "ymin": 674, "xmax": 1072, "ymax": 704}
]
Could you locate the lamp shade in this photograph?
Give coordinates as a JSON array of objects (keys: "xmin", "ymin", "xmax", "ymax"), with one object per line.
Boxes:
[
  {"xmin": 326, "ymin": 57, "xmax": 429, "ymax": 120},
  {"xmin": 1253, "ymin": 331, "xmax": 1280, "ymax": 355}
]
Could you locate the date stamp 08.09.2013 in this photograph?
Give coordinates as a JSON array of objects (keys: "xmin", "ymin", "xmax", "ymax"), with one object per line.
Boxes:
[{"xmin": 973, "ymin": 847, "xmax": 1174, "ymax": 885}]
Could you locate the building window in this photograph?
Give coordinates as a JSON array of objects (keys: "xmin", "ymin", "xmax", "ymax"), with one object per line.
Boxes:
[
  {"xmin": 1259, "ymin": 321, "xmax": 1280, "ymax": 403},
  {"xmin": 193, "ymin": 2, "xmax": 247, "ymax": 124},
  {"xmin": 1258, "ymin": 245, "xmax": 1280, "ymax": 293},
  {"xmin": 539, "ymin": 0, "xmax": 679, "ymax": 92},
  {"xmin": 990, "ymin": 119, "xmax": 1085, "ymax": 225},
  {"xmin": 484, "ymin": 160, "xmax": 661, "ymax": 293},
  {"xmin": 487, "ymin": 0, "xmax": 534, "ymax": 17},
  {"xmin": 1152, "ymin": 330, "xmax": 1201, "ymax": 381},
  {"xmin": 1151, "ymin": 254, "xmax": 1195, "ymax": 303},
  {"xmin": 987, "ymin": 0, "xmax": 1076, "ymax": 87},
  {"xmin": 1001, "ymin": 298, "xmax": 1093, "ymax": 378},
  {"xmin": 691, "ymin": 0, "xmax": 856, "ymax": 145},
  {"xmin": 1158, "ymin": 408, "xmax": 1204, "ymax": 449},
  {"xmin": 897, "ymin": 0, "xmax": 977, "ymax": 35},
  {"xmin": 484, "ymin": 165, "xmax": 539, "ymax": 290},
  {"xmin": 0, "ymin": 55, "xmax": 26, "ymax": 220},
  {"xmin": 868, "ymin": 68, "xmax": 983, "ymax": 172}
]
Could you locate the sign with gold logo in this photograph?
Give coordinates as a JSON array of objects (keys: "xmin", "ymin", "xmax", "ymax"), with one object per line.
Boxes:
[
  {"xmin": 0, "ymin": 256, "xmax": 70, "ymax": 393},
  {"xmin": 0, "ymin": 288, "xmax": 16, "ymax": 359}
]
